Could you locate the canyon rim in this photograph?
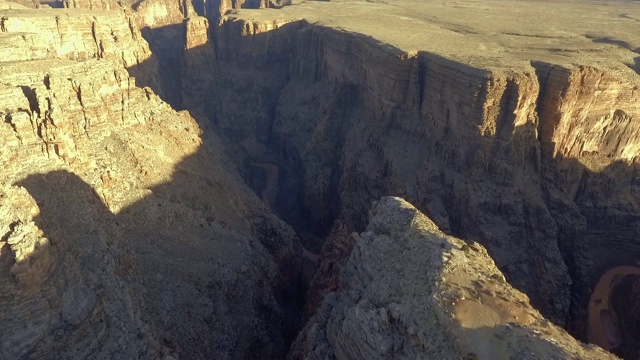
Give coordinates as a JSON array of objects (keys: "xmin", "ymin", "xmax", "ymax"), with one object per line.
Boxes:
[{"xmin": 1, "ymin": 0, "xmax": 639, "ymax": 359}]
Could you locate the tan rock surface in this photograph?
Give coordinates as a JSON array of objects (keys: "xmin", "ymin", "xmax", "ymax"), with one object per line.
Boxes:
[
  {"xmin": 234, "ymin": 0, "xmax": 640, "ymax": 73},
  {"xmin": 181, "ymin": 16, "xmax": 215, "ymax": 116},
  {"xmin": 132, "ymin": 0, "xmax": 194, "ymax": 28},
  {"xmin": 0, "ymin": 0, "xmax": 29, "ymax": 8},
  {"xmin": 0, "ymin": 5, "xmax": 302, "ymax": 359},
  {"xmin": 0, "ymin": 7, "xmax": 161, "ymax": 90},
  {"xmin": 138, "ymin": 2, "xmax": 640, "ymax": 355},
  {"xmin": 289, "ymin": 197, "xmax": 618, "ymax": 360}
]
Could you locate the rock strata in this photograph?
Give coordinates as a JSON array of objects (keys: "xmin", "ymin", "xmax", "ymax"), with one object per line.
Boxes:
[
  {"xmin": 197, "ymin": 3, "xmax": 640, "ymax": 345},
  {"xmin": 1, "ymin": 0, "xmax": 639, "ymax": 358},
  {"xmin": 0, "ymin": 4, "xmax": 302, "ymax": 359},
  {"xmin": 0, "ymin": 8, "xmax": 161, "ymax": 90},
  {"xmin": 181, "ymin": 16, "xmax": 216, "ymax": 117}
]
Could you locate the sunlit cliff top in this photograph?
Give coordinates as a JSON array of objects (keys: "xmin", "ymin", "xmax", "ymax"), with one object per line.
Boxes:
[{"xmin": 230, "ymin": 0, "xmax": 640, "ymax": 74}]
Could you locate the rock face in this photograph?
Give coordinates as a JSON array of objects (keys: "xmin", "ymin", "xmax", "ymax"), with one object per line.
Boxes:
[
  {"xmin": 0, "ymin": 5, "xmax": 302, "ymax": 359},
  {"xmin": 61, "ymin": 0, "xmax": 199, "ymax": 107},
  {"xmin": 181, "ymin": 16, "xmax": 216, "ymax": 117},
  {"xmin": 305, "ymin": 220, "xmax": 357, "ymax": 316},
  {"xmin": 206, "ymin": 0, "xmax": 285, "ymax": 22},
  {"xmin": 0, "ymin": 8, "xmax": 161, "ymax": 91},
  {"xmin": 289, "ymin": 197, "xmax": 617, "ymax": 360},
  {"xmin": 192, "ymin": 3, "xmax": 640, "ymax": 348},
  {"xmin": 58, "ymin": 0, "xmax": 292, "ymax": 108}
]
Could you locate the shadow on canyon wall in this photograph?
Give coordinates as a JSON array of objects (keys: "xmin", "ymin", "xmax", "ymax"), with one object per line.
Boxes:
[
  {"xmin": 13, "ymin": 139, "xmax": 306, "ymax": 359},
  {"xmin": 126, "ymin": 21, "xmax": 640, "ymax": 357},
  {"xmin": 138, "ymin": 22, "xmax": 186, "ymax": 109}
]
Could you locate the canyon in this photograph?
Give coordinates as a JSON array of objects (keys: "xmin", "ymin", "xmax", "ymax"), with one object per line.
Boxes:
[{"xmin": 1, "ymin": 0, "xmax": 639, "ymax": 359}]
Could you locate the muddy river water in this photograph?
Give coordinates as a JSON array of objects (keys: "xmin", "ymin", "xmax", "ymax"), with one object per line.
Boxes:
[{"xmin": 588, "ymin": 265, "xmax": 640, "ymax": 352}]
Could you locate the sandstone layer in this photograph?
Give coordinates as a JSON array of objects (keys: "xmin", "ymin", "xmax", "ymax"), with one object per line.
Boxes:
[
  {"xmin": 0, "ymin": 8, "xmax": 161, "ymax": 90},
  {"xmin": 0, "ymin": 4, "xmax": 302, "ymax": 359},
  {"xmin": 289, "ymin": 197, "xmax": 617, "ymax": 360}
]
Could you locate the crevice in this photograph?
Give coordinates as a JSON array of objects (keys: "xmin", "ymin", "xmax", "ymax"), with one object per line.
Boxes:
[
  {"xmin": 55, "ymin": 15, "xmax": 63, "ymax": 42},
  {"xmin": 4, "ymin": 114, "xmax": 21, "ymax": 142},
  {"xmin": 91, "ymin": 18, "xmax": 101, "ymax": 57},
  {"xmin": 19, "ymin": 86, "xmax": 41, "ymax": 117},
  {"xmin": 43, "ymin": 75, "xmax": 51, "ymax": 90},
  {"xmin": 0, "ymin": 221, "xmax": 18, "ymax": 243},
  {"xmin": 531, "ymin": 61, "xmax": 561, "ymax": 160}
]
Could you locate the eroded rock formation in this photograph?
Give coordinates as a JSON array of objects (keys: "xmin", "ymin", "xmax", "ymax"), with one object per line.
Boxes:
[
  {"xmin": 289, "ymin": 197, "xmax": 617, "ymax": 360},
  {"xmin": 0, "ymin": 8, "xmax": 161, "ymax": 90},
  {"xmin": 175, "ymin": 2, "xmax": 640, "ymax": 356}
]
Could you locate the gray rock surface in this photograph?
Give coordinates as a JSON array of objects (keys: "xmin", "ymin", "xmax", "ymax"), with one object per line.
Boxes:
[{"xmin": 289, "ymin": 197, "xmax": 618, "ymax": 360}]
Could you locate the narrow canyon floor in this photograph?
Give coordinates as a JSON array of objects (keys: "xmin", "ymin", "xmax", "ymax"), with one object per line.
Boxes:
[{"xmin": 1, "ymin": 0, "xmax": 639, "ymax": 359}]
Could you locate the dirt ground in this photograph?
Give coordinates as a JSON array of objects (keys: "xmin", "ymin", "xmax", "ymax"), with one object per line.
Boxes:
[{"xmin": 235, "ymin": 0, "xmax": 640, "ymax": 75}]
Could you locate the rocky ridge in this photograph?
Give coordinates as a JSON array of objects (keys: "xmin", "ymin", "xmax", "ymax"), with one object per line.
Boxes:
[
  {"xmin": 0, "ymin": 8, "xmax": 161, "ymax": 89},
  {"xmin": 58, "ymin": 0, "xmax": 291, "ymax": 107},
  {"xmin": 289, "ymin": 197, "xmax": 617, "ymax": 360}
]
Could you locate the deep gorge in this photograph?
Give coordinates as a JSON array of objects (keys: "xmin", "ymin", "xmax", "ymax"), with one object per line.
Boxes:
[
  {"xmin": 1, "ymin": 0, "xmax": 640, "ymax": 358},
  {"xmin": 140, "ymin": 13, "xmax": 640, "ymax": 358}
]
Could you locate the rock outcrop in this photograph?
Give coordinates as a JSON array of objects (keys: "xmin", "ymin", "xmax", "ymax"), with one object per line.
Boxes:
[
  {"xmin": 289, "ymin": 197, "xmax": 617, "ymax": 360},
  {"xmin": 0, "ymin": 4, "xmax": 302, "ymax": 359},
  {"xmin": 207, "ymin": 0, "xmax": 286, "ymax": 22},
  {"xmin": 57, "ymin": 0, "xmax": 292, "ymax": 108},
  {"xmin": 61, "ymin": 0, "xmax": 198, "ymax": 107}
]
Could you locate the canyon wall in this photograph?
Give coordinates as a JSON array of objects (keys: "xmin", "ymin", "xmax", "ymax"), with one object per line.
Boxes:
[
  {"xmin": 60, "ymin": 0, "xmax": 292, "ymax": 109},
  {"xmin": 0, "ymin": 6, "xmax": 303, "ymax": 359},
  {"xmin": 0, "ymin": 8, "xmax": 161, "ymax": 91},
  {"xmin": 194, "ymin": 16, "xmax": 640, "ymax": 341}
]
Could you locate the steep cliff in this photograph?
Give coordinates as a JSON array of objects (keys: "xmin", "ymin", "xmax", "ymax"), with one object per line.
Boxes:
[
  {"xmin": 58, "ymin": 0, "xmax": 292, "ymax": 107},
  {"xmin": 178, "ymin": 1, "xmax": 640, "ymax": 356},
  {"xmin": 289, "ymin": 197, "xmax": 617, "ymax": 360},
  {"xmin": 57, "ymin": 0, "xmax": 293, "ymax": 109},
  {"xmin": 0, "ymin": 5, "xmax": 303, "ymax": 359},
  {"xmin": 181, "ymin": 16, "xmax": 215, "ymax": 117}
]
